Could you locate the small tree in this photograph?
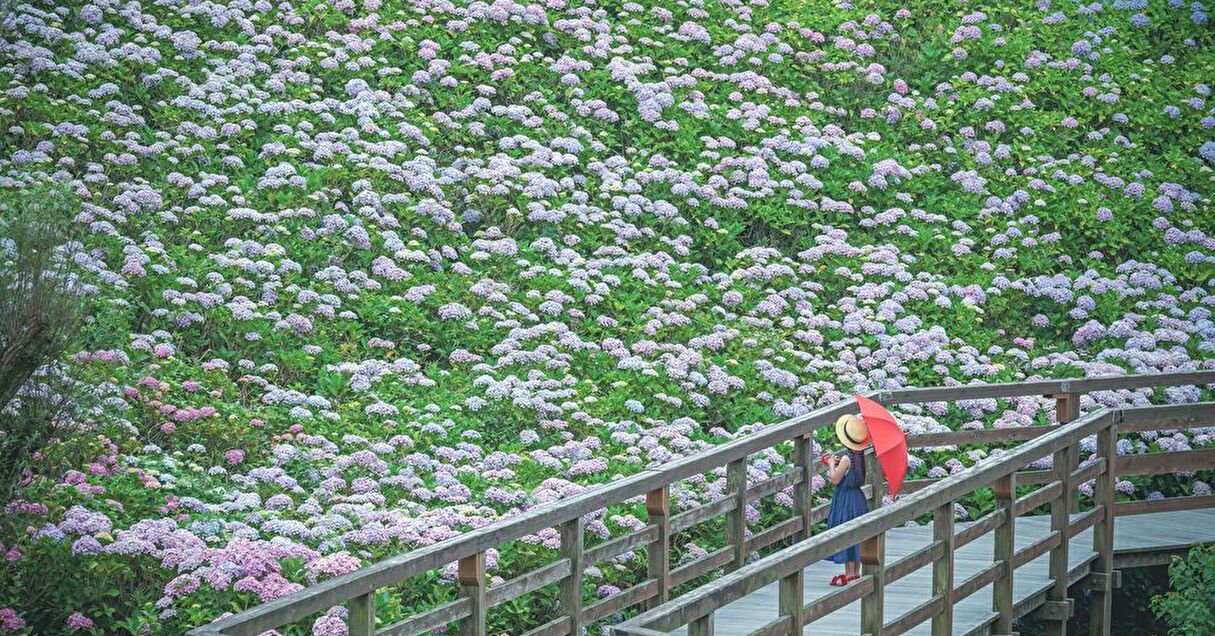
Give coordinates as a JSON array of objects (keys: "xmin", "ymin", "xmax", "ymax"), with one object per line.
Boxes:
[
  {"xmin": 0, "ymin": 185, "xmax": 87, "ymax": 501},
  {"xmin": 1152, "ymin": 543, "xmax": 1215, "ymax": 636}
]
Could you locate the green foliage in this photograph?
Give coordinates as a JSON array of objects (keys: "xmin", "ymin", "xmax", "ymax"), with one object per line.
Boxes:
[
  {"xmin": 0, "ymin": 186, "xmax": 89, "ymax": 502},
  {"xmin": 1152, "ymin": 544, "xmax": 1215, "ymax": 636}
]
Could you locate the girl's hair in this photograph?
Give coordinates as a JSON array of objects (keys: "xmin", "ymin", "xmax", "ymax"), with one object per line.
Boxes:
[{"xmin": 848, "ymin": 448, "xmax": 866, "ymax": 480}]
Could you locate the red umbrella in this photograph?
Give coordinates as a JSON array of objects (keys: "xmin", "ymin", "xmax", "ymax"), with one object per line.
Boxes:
[{"xmin": 854, "ymin": 394, "xmax": 908, "ymax": 497}]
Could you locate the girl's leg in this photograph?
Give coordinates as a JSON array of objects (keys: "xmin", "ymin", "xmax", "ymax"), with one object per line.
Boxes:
[{"xmin": 845, "ymin": 560, "xmax": 859, "ymax": 578}]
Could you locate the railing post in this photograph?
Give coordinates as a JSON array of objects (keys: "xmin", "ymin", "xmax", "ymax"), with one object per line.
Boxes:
[
  {"xmin": 1056, "ymin": 392, "xmax": 1081, "ymax": 513},
  {"xmin": 932, "ymin": 502, "xmax": 955, "ymax": 636},
  {"xmin": 646, "ymin": 486, "xmax": 671, "ymax": 607},
  {"xmin": 993, "ymin": 474, "xmax": 1016, "ymax": 635},
  {"xmin": 860, "ymin": 532, "xmax": 885, "ymax": 636},
  {"xmin": 458, "ymin": 553, "xmax": 487, "ymax": 636},
  {"xmin": 347, "ymin": 591, "xmax": 375, "ymax": 636},
  {"xmin": 794, "ymin": 434, "xmax": 814, "ymax": 541},
  {"xmin": 689, "ymin": 612, "xmax": 714, "ymax": 636},
  {"xmin": 1089, "ymin": 416, "xmax": 1118, "ymax": 636},
  {"xmin": 865, "ymin": 450, "xmax": 885, "ymax": 511},
  {"xmin": 727, "ymin": 458, "xmax": 747, "ymax": 571},
  {"xmin": 561, "ymin": 517, "xmax": 585, "ymax": 636},
  {"xmin": 778, "ymin": 566, "xmax": 805, "ymax": 633},
  {"xmin": 1044, "ymin": 442, "xmax": 1076, "ymax": 635}
]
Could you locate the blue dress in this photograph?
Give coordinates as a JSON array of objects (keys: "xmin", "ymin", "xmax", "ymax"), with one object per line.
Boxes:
[{"xmin": 826, "ymin": 450, "xmax": 869, "ymax": 564}]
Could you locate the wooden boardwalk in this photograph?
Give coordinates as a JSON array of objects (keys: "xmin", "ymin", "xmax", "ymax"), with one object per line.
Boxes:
[
  {"xmin": 190, "ymin": 373, "xmax": 1215, "ymax": 636},
  {"xmin": 670, "ymin": 508, "xmax": 1215, "ymax": 636}
]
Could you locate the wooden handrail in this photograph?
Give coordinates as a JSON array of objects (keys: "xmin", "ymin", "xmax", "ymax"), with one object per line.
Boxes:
[
  {"xmin": 612, "ymin": 395, "xmax": 1215, "ymax": 636},
  {"xmin": 611, "ymin": 408, "xmax": 1117, "ymax": 633},
  {"xmin": 188, "ymin": 370, "xmax": 1215, "ymax": 636},
  {"xmin": 878, "ymin": 369, "xmax": 1214, "ymax": 404}
]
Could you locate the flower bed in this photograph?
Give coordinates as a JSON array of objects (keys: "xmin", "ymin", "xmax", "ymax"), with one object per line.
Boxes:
[{"xmin": 0, "ymin": 0, "xmax": 1212, "ymax": 633}]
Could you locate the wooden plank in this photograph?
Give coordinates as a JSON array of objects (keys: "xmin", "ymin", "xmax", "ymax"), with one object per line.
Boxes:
[
  {"xmin": 485, "ymin": 558, "xmax": 572, "ymax": 607},
  {"xmin": 1012, "ymin": 531, "xmax": 1061, "ymax": 569},
  {"xmin": 956, "ymin": 509, "xmax": 1007, "ymax": 548},
  {"xmin": 1045, "ymin": 442, "xmax": 1075, "ymax": 636},
  {"xmin": 744, "ymin": 617, "xmax": 792, "ymax": 636},
  {"xmin": 688, "ymin": 613, "xmax": 714, "ymax": 636},
  {"xmin": 458, "ymin": 553, "xmax": 486, "ymax": 636},
  {"xmin": 866, "ymin": 450, "xmax": 885, "ymax": 511},
  {"xmin": 583, "ymin": 580, "xmax": 659, "ymax": 624},
  {"xmin": 670, "ymin": 547, "xmax": 733, "ymax": 588},
  {"xmin": 586, "ymin": 526, "xmax": 659, "ymax": 566},
  {"xmin": 860, "ymin": 532, "xmax": 885, "ymax": 636},
  {"xmin": 1014, "ymin": 468, "xmax": 1055, "ymax": 486},
  {"xmin": 519, "ymin": 616, "xmax": 570, "ymax": 636},
  {"xmin": 1038, "ymin": 600, "xmax": 1075, "ymax": 622},
  {"xmin": 560, "ymin": 518, "xmax": 584, "ymax": 636},
  {"xmin": 954, "ymin": 560, "xmax": 1004, "ymax": 602},
  {"xmin": 1055, "ymin": 392, "xmax": 1080, "ymax": 429},
  {"xmin": 671, "ymin": 497, "xmax": 736, "ymax": 533},
  {"xmin": 606, "ymin": 627, "xmax": 667, "ymax": 636},
  {"xmin": 1117, "ymin": 401, "xmax": 1215, "ymax": 431},
  {"xmin": 932, "ymin": 504, "xmax": 954, "ymax": 636},
  {"xmin": 907, "ymin": 426, "xmax": 1053, "ymax": 449},
  {"xmin": 879, "ymin": 370, "xmax": 1215, "ymax": 404},
  {"xmin": 1090, "ymin": 423, "xmax": 1116, "ymax": 636},
  {"xmin": 1015, "ymin": 481, "xmax": 1063, "ymax": 517},
  {"xmin": 885, "ymin": 540, "xmax": 945, "ymax": 584},
  {"xmin": 614, "ymin": 409, "xmax": 1115, "ymax": 633},
  {"xmin": 1116, "ymin": 449, "xmax": 1215, "ymax": 477},
  {"xmin": 992, "ymin": 473, "xmax": 1016, "ymax": 635},
  {"xmin": 777, "ymin": 568, "xmax": 804, "ymax": 634},
  {"xmin": 794, "ymin": 435, "xmax": 814, "ymax": 542},
  {"xmin": 803, "ymin": 574, "xmax": 874, "ymax": 623},
  {"xmin": 884, "ymin": 595, "xmax": 944, "ymax": 636},
  {"xmin": 1114, "ymin": 549, "xmax": 1193, "ymax": 569},
  {"xmin": 375, "ymin": 599, "xmax": 470, "ymax": 636},
  {"xmin": 646, "ymin": 487, "xmax": 671, "ymax": 608},
  {"xmin": 1068, "ymin": 506, "xmax": 1103, "ymax": 539},
  {"xmin": 348, "ymin": 592, "xmax": 375, "ymax": 636},
  {"xmin": 745, "ymin": 517, "xmax": 803, "ymax": 554},
  {"xmin": 904, "ymin": 466, "xmax": 1056, "ymax": 495},
  {"xmin": 746, "ymin": 470, "xmax": 802, "ymax": 504},
  {"xmin": 727, "ymin": 459, "xmax": 748, "ymax": 571},
  {"xmin": 1115, "ymin": 495, "xmax": 1215, "ymax": 516}
]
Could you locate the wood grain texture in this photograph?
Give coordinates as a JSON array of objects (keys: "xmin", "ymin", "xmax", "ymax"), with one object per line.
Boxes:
[
  {"xmin": 560, "ymin": 517, "xmax": 584, "ymax": 636},
  {"xmin": 931, "ymin": 503, "xmax": 954, "ymax": 636},
  {"xmin": 347, "ymin": 592, "xmax": 375, "ymax": 636},
  {"xmin": 189, "ymin": 378, "xmax": 1215, "ymax": 636},
  {"xmin": 375, "ymin": 598, "xmax": 469, "ymax": 636},
  {"xmin": 643, "ymin": 510, "xmax": 1215, "ymax": 636}
]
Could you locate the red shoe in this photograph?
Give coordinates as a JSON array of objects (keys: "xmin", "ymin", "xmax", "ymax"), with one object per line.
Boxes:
[{"xmin": 829, "ymin": 574, "xmax": 846, "ymax": 586}]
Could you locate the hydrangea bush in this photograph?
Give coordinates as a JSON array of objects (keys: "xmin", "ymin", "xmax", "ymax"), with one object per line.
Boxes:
[{"xmin": 0, "ymin": 0, "xmax": 1212, "ymax": 633}]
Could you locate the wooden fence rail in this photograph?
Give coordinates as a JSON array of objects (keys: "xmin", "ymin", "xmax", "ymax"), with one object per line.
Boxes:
[
  {"xmin": 610, "ymin": 397, "xmax": 1215, "ymax": 636},
  {"xmin": 186, "ymin": 370, "xmax": 1215, "ymax": 636}
]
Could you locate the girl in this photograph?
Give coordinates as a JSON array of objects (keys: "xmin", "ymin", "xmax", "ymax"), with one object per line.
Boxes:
[{"xmin": 823, "ymin": 413, "xmax": 870, "ymax": 586}]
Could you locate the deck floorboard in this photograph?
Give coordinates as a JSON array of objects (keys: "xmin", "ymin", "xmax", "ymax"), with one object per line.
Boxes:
[{"xmin": 667, "ymin": 508, "xmax": 1215, "ymax": 636}]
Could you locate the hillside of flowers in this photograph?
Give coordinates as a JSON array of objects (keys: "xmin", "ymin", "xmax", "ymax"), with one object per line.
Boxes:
[{"xmin": 0, "ymin": 0, "xmax": 1213, "ymax": 633}]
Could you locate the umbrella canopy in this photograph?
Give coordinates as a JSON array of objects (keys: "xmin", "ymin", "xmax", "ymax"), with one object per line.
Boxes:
[{"xmin": 853, "ymin": 394, "xmax": 908, "ymax": 497}]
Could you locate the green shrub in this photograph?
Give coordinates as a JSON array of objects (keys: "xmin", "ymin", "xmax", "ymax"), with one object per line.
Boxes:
[
  {"xmin": 1151, "ymin": 544, "xmax": 1215, "ymax": 636},
  {"xmin": 0, "ymin": 185, "xmax": 87, "ymax": 502}
]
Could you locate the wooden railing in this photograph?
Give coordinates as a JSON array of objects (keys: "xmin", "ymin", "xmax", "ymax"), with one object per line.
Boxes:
[
  {"xmin": 609, "ymin": 399, "xmax": 1215, "ymax": 636},
  {"xmin": 186, "ymin": 370, "xmax": 1215, "ymax": 636}
]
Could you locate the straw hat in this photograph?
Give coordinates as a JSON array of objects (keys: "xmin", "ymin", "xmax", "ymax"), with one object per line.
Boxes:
[{"xmin": 835, "ymin": 413, "xmax": 870, "ymax": 451}]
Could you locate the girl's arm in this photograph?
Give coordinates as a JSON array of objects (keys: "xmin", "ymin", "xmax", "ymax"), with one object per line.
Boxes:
[{"xmin": 827, "ymin": 454, "xmax": 851, "ymax": 485}]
